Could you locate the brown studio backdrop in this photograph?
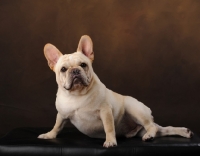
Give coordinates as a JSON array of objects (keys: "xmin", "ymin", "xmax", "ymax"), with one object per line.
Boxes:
[{"xmin": 0, "ymin": 0, "xmax": 200, "ymax": 137}]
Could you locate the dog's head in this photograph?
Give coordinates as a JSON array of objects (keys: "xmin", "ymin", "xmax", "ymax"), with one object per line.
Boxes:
[{"xmin": 44, "ymin": 35, "xmax": 94, "ymax": 92}]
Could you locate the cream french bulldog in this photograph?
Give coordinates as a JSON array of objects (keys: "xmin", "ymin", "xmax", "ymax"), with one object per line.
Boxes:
[{"xmin": 38, "ymin": 35, "xmax": 193, "ymax": 148}]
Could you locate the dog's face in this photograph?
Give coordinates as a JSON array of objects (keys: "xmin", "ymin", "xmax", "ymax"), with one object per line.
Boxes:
[{"xmin": 44, "ymin": 35, "xmax": 94, "ymax": 92}]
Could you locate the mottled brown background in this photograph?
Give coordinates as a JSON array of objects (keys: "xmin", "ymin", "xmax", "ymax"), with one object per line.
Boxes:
[{"xmin": 0, "ymin": 0, "xmax": 200, "ymax": 137}]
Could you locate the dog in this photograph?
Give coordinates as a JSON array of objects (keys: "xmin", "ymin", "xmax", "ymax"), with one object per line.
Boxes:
[{"xmin": 38, "ymin": 35, "xmax": 193, "ymax": 148}]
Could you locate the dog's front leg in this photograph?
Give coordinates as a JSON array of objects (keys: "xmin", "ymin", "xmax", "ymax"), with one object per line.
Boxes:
[
  {"xmin": 100, "ymin": 106, "xmax": 117, "ymax": 148},
  {"xmin": 38, "ymin": 113, "xmax": 66, "ymax": 139}
]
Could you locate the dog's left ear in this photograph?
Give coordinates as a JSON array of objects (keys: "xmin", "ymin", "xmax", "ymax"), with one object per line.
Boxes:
[{"xmin": 77, "ymin": 35, "xmax": 94, "ymax": 62}]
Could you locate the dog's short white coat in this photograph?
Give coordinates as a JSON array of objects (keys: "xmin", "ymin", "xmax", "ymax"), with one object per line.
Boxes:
[{"xmin": 38, "ymin": 35, "xmax": 193, "ymax": 148}]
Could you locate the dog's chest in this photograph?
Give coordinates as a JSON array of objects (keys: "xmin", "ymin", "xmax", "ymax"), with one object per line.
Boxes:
[
  {"xmin": 56, "ymin": 96, "xmax": 105, "ymax": 138},
  {"xmin": 70, "ymin": 107, "xmax": 100, "ymax": 121},
  {"xmin": 69, "ymin": 108, "xmax": 105, "ymax": 138}
]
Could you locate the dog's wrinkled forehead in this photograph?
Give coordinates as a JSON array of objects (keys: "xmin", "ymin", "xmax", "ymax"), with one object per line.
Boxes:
[{"xmin": 57, "ymin": 52, "xmax": 90, "ymax": 68}]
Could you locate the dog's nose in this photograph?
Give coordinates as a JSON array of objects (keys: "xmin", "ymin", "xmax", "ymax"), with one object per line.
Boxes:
[{"xmin": 72, "ymin": 68, "xmax": 80, "ymax": 75}]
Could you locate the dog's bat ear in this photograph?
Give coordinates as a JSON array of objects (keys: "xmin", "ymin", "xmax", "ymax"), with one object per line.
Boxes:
[
  {"xmin": 77, "ymin": 35, "xmax": 94, "ymax": 62},
  {"xmin": 44, "ymin": 43, "xmax": 63, "ymax": 71}
]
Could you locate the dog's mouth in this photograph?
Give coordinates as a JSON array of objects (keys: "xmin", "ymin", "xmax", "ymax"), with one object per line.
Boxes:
[{"xmin": 64, "ymin": 75, "xmax": 88, "ymax": 90}]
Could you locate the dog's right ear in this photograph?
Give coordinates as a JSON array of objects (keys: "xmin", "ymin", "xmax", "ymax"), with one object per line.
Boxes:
[{"xmin": 44, "ymin": 43, "xmax": 63, "ymax": 71}]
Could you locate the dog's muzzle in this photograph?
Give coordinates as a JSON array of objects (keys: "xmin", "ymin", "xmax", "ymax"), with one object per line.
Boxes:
[
  {"xmin": 72, "ymin": 68, "xmax": 80, "ymax": 76},
  {"xmin": 64, "ymin": 68, "xmax": 88, "ymax": 90}
]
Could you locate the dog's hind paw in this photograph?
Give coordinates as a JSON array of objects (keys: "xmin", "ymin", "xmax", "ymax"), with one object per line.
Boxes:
[
  {"xmin": 186, "ymin": 128, "xmax": 194, "ymax": 138},
  {"xmin": 142, "ymin": 132, "xmax": 156, "ymax": 142}
]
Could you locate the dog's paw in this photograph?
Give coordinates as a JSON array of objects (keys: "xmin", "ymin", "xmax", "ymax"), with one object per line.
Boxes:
[
  {"xmin": 103, "ymin": 139, "xmax": 117, "ymax": 148},
  {"xmin": 38, "ymin": 132, "xmax": 56, "ymax": 139},
  {"xmin": 182, "ymin": 128, "xmax": 194, "ymax": 138},
  {"xmin": 142, "ymin": 133, "xmax": 154, "ymax": 141},
  {"xmin": 187, "ymin": 129, "xmax": 194, "ymax": 138}
]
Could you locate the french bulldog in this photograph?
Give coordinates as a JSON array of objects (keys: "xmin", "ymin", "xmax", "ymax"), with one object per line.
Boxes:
[{"xmin": 38, "ymin": 35, "xmax": 193, "ymax": 148}]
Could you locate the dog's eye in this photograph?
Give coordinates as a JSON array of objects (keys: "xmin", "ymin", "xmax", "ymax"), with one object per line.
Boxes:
[
  {"xmin": 61, "ymin": 67, "xmax": 67, "ymax": 72},
  {"xmin": 80, "ymin": 63, "xmax": 87, "ymax": 68}
]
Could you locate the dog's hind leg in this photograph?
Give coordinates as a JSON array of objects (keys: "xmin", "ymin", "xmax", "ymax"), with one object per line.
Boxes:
[
  {"xmin": 155, "ymin": 124, "xmax": 193, "ymax": 138},
  {"xmin": 124, "ymin": 96, "xmax": 157, "ymax": 141},
  {"xmin": 125, "ymin": 125, "xmax": 143, "ymax": 138}
]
